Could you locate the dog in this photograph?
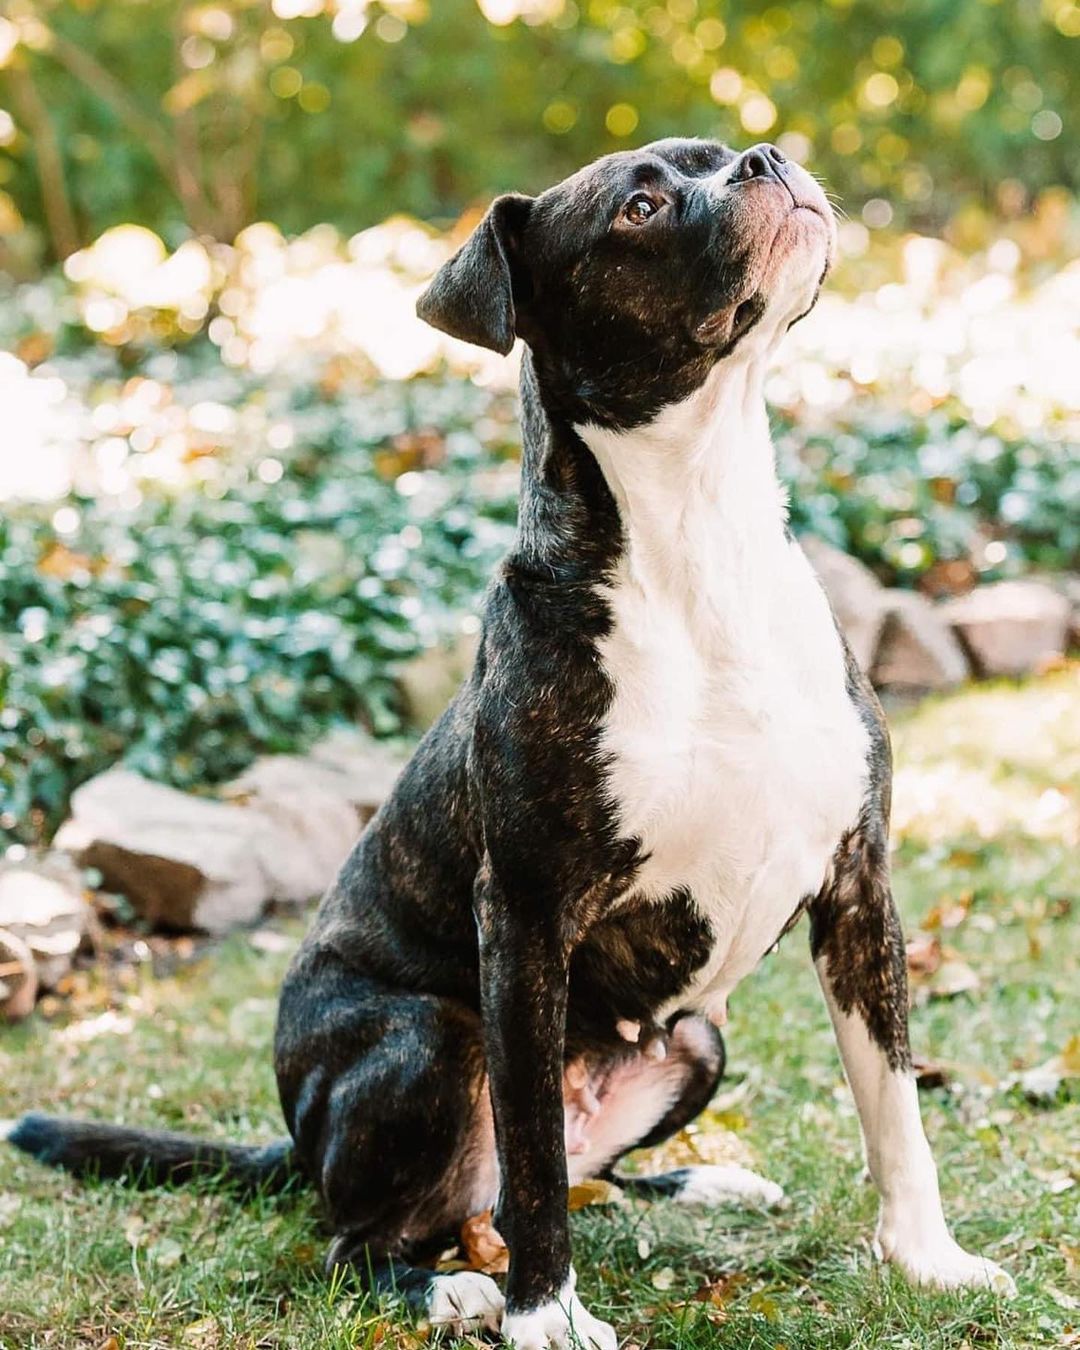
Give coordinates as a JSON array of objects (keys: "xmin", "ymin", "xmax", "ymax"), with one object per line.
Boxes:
[{"xmin": 8, "ymin": 138, "xmax": 1014, "ymax": 1348}]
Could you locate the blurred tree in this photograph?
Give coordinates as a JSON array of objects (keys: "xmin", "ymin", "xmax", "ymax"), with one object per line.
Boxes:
[{"xmin": 0, "ymin": 0, "xmax": 1077, "ymax": 264}]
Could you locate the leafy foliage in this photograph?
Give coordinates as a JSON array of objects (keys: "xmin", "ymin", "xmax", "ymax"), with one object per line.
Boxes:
[
  {"xmin": 1, "ymin": 326, "xmax": 1076, "ymax": 847},
  {"xmin": 0, "ymin": 363, "xmax": 519, "ymax": 845}
]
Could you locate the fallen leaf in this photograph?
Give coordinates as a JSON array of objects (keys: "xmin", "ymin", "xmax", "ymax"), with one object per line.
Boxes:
[
  {"xmin": 460, "ymin": 1210, "xmax": 509, "ymax": 1274},
  {"xmin": 693, "ymin": 1273, "xmax": 745, "ymax": 1307},
  {"xmin": 906, "ymin": 933, "xmax": 942, "ymax": 977},
  {"xmin": 930, "ymin": 958, "xmax": 980, "ymax": 999},
  {"xmin": 37, "ymin": 543, "xmax": 95, "ymax": 581},
  {"xmin": 150, "ymin": 1237, "xmax": 185, "ymax": 1268},
  {"xmin": 912, "ymin": 1053, "xmax": 951, "ymax": 1089},
  {"xmin": 182, "ymin": 1318, "xmax": 220, "ymax": 1348},
  {"xmin": 249, "ymin": 929, "xmax": 295, "ymax": 954},
  {"xmin": 922, "ymin": 895, "xmax": 972, "ymax": 931},
  {"xmin": 1015, "ymin": 1035, "xmax": 1080, "ymax": 1100},
  {"xmin": 907, "ymin": 936, "xmax": 980, "ymax": 1002},
  {"xmin": 748, "ymin": 1290, "xmax": 782, "ymax": 1322},
  {"xmin": 567, "ymin": 1178, "xmax": 623, "ymax": 1211}
]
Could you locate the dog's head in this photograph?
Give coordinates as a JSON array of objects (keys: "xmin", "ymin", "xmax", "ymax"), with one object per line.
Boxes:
[{"xmin": 417, "ymin": 138, "xmax": 836, "ymax": 428}]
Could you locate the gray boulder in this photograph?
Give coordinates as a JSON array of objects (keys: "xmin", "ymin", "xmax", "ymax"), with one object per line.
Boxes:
[
  {"xmin": 871, "ymin": 592, "xmax": 970, "ymax": 691},
  {"xmin": 55, "ymin": 733, "xmax": 407, "ymax": 934},
  {"xmin": 799, "ymin": 535, "xmax": 888, "ymax": 672},
  {"xmin": 56, "ymin": 770, "xmax": 271, "ymax": 932},
  {"xmin": 0, "ymin": 856, "xmax": 92, "ymax": 1014},
  {"xmin": 938, "ymin": 580, "xmax": 1071, "ymax": 677}
]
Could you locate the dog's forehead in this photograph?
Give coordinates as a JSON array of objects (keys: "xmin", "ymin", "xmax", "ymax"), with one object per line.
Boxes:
[
  {"xmin": 560, "ymin": 137, "xmax": 733, "ymax": 193},
  {"xmin": 531, "ymin": 137, "xmax": 736, "ymax": 232}
]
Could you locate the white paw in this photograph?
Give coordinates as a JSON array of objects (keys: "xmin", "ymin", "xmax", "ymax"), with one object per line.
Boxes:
[
  {"xmin": 876, "ymin": 1229, "xmax": 1016, "ymax": 1297},
  {"xmin": 674, "ymin": 1164, "xmax": 786, "ymax": 1210},
  {"xmin": 501, "ymin": 1274, "xmax": 617, "ymax": 1350},
  {"xmin": 428, "ymin": 1270, "xmax": 506, "ymax": 1333}
]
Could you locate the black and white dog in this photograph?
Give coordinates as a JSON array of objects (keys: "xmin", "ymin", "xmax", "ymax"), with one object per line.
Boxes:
[{"xmin": 9, "ymin": 139, "xmax": 1013, "ymax": 1347}]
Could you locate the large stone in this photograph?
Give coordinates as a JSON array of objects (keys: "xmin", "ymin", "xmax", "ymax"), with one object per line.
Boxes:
[
  {"xmin": 222, "ymin": 731, "xmax": 406, "ymax": 897},
  {"xmin": 55, "ymin": 735, "xmax": 409, "ymax": 935},
  {"xmin": 0, "ymin": 856, "xmax": 92, "ymax": 1006},
  {"xmin": 871, "ymin": 592, "xmax": 970, "ymax": 691},
  {"xmin": 938, "ymin": 580, "xmax": 1071, "ymax": 677},
  {"xmin": 306, "ymin": 729, "xmax": 407, "ymax": 822},
  {"xmin": 56, "ymin": 770, "xmax": 271, "ymax": 933},
  {"xmin": 799, "ymin": 535, "xmax": 888, "ymax": 672},
  {"xmin": 398, "ymin": 633, "xmax": 480, "ymax": 728}
]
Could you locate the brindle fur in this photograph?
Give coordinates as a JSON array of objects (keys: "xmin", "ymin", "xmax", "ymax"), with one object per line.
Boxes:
[{"xmin": 9, "ymin": 137, "xmax": 911, "ymax": 1329}]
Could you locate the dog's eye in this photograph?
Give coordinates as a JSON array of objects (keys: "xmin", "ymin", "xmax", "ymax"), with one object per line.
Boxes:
[{"xmin": 622, "ymin": 194, "xmax": 660, "ymax": 226}]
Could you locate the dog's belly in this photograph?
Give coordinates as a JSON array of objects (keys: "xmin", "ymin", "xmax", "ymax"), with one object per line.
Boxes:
[{"xmin": 597, "ymin": 535, "xmax": 869, "ymax": 1020}]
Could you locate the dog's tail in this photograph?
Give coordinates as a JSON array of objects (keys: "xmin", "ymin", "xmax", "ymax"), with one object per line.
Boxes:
[{"xmin": 4, "ymin": 1113, "xmax": 301, "ymax": 1194}]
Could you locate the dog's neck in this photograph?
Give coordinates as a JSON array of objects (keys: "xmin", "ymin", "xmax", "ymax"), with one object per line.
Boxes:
[{"xmin": 512, "ymin": 349, "xmax": 789, "ymax": 590}]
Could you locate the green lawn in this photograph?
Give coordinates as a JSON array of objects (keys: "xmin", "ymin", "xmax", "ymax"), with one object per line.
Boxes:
[{"xmin": 1, "ymin": 673, "xmax": 1077, "ymax": 1350}]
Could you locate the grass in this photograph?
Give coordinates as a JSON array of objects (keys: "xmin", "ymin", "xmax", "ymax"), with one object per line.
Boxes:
[{"xmin": 1, "ymin": 671, "xmax": 1077, "ymax": 1349}]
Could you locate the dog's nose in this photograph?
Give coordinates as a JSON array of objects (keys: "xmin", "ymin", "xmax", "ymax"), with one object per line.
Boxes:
[{"xmin": 731, "ymin": 143, "xmax": 786, "ymax": 183}]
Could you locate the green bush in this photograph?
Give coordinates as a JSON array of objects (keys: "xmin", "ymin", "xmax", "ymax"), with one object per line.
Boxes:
[
  {"xmin": 2, "ymin": 340, "xmax": 1077, "ymax": 847},
  {"xmin": 0, "ymin": 367, "xmax": 519, "ymax": 845}
]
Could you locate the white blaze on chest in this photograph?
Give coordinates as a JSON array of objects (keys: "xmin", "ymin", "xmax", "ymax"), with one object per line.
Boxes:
[{"xmin": 577, "ymin": 360, "xmax": 869, "ymax": 1014}]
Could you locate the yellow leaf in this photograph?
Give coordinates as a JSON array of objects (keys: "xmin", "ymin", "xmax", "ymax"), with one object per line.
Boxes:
[
  {"xmin": 567, "ymin": 1178, "xmax": 624, "ymax": 1211},
  {"xmin": 460, "ymin": 1210, "xmax": 509, "ymax": 1273}
]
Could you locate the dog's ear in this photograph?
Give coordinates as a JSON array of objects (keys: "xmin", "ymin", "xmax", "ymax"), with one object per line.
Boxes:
[{"xmin": 416, "ymin": 194, "xmax": 533, "ymax": 355}]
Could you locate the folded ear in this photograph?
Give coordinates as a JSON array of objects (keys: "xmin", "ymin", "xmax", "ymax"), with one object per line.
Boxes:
[{"xmin": 416, "ymin": 193, "xmax": 533, "ymax": 355}]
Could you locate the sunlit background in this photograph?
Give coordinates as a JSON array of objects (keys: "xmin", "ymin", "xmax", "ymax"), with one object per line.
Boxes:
[{"xmin": 0, "ymin": 0, "xmax": 1077, "ymax": 846}]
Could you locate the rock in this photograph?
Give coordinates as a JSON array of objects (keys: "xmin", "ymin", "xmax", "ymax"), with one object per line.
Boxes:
[
  {"xmin": 399, "ymin": 632, "xmax": 480, "ymax": 728},
  {"xmin": 871, "ymin": 592, "xmax": 970, "ymax": 691},
  {"xmin": 799, "ymin": 535, "xmax": 888, "ymax": 671},
  {"xmin": 0, "ymin": 927, "xmax": 38, "ymax": 1021},
  {"xmin": 306, "ymin": 729, "xmax": 407, "ymax": 823},
  {"xmin": 0, "ymin": 857, "xmax": 92, "ymax": 1004},
  {"xmin": 1023, "ymin": 572, "xmax": 1080, "ymax": 652},
  {"xmin": 938, "ymin": 580, "xmax": 1071, "ymax": 677},
  {"xmin": 55, "ymin": 736, "xmax": 408, "ymax": 934},
  {"xmin": 56, "ymin": 770, "xmax": 273, "ymax": 933}
]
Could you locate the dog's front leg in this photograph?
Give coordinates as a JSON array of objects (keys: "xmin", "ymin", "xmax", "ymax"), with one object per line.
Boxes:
[
  {"xmin": 476, "ymin": 867, "xmax": 616, "ymax": 1350},
  {"xmin": 809, "ymin": 828, "xmax": 1014, "ymax": 1295}
]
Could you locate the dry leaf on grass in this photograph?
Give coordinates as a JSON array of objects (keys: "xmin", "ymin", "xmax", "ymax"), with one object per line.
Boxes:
[
  {"xmin": 693, "ymin": 1273, "xmax": 746, "ymax": 1308},
  {"xmin": 629, "ymin": 1111, "xmax": 756, "ymax": 1175},
  {"xmin": 460, "ymin": 1210, "xmax": 509, "ymax": 1274},
  {"xmin": 567, "ymin": 1178, "xmax": 624, "ymax": 1211},
  {"xmin": 906, "ymin": 934, "xmax": 980, "ymax": 1004},
  {"xmin": 921, "ymin": 895, "xmax": 972, "ymax": 931},
  {"xmin": 1016, "ymin": 1034, "xmax": 1080, "ymax": 1100},
  {"xmin": 911, "ymin": 1053, "xmax": 951, "ymax": 1089},
  {"xmin": 181, "ymin": 1319, "xmax": 221, "ymax": 1349}
]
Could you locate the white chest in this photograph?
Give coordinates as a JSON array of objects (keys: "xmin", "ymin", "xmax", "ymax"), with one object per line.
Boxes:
[{"xmin": 579, "ymin": 367, "xmax": 869, "ymax": 1014}]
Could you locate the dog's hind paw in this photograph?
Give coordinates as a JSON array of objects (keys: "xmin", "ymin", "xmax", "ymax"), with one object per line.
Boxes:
[
  {"xmin": 876, "ymin": 1233, "xmax": 1016, "ymax": 1297},
  {"xmin": 673, "ymin": 1163, "xmax": 786, "ymax": 1210},
  {"xmin": 427, "ymin": 1270, "xmax": 505, "ymax": 1334},
  {"xmin": 501, "ymin": 1273, "xmax": 616, "ymax": 1350}
]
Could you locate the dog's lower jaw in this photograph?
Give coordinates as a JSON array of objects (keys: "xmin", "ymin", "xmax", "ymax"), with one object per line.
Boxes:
[{"xmin": 501, "ymin": 1270, "xmax": 617, "ymax": 1350}]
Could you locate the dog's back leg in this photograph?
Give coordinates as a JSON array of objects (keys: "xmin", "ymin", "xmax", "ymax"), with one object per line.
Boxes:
[
  {"xmin": 274, "ymin": 952, "xmax": 504, "ymax": 1334},
  {"xmin": 579, "ymin": 1016, "xmax": 785, "ymax": 1210},
  {"xmin": 810, "ymin": 819, "xmax": 1015, "ymax": 1293}
]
